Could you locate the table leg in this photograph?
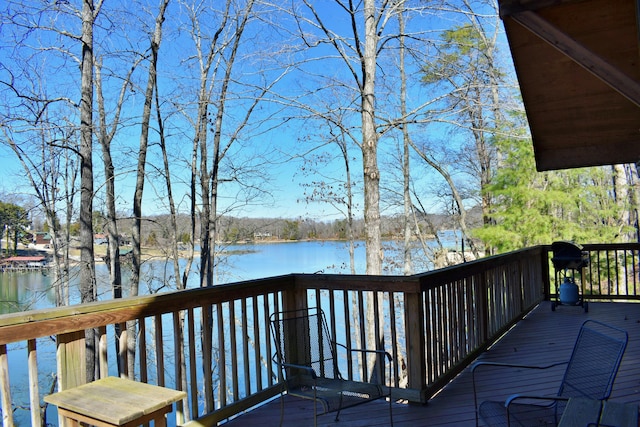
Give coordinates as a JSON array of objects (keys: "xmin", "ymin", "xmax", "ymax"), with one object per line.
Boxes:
[
  {"xmin": 154, "ymin": 415, "xmax": 167, "ymax": 427},
  {"xmin": 62, "ymin": 417, "xmax": 80, "ymax": 427}
]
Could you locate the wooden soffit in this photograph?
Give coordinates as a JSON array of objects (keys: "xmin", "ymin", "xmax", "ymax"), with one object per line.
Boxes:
[{"xmin": 499, "ymin": 0, "xmax": 640, "ymax": 171}]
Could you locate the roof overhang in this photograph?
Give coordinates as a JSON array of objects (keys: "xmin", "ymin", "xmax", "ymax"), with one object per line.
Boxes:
[{"xmin": 499, "ymin": 0, "xmax": 640, "ymax": 171}]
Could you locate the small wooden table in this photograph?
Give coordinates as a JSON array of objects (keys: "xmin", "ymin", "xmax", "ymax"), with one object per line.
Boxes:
[
  {"xmin": 559, "ymin": 397, "xmax": 638, "ymax": 427},
  {"xmin": 44, "ymin": 376, "xmax": 187, "ymax": 427}
]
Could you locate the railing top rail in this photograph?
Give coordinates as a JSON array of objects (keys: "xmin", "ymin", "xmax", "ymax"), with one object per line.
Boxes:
[
  {"xmin": 0, "ymin": 274, "xmax": 295, "ymax": 345},
  {"xmin": 581, "ymin": 242, "xmax": 640, "ymax": 251},
  {"xmin": 413, "ymin": 245, "xmax": 546, "ymax": 289},
  {"xmin": 294, "ymin": 273, "xmax": 421, "ymax": 292},
  {"xmin": 4, "ymin": 242, "xmax": 634, "ymax": 345}
]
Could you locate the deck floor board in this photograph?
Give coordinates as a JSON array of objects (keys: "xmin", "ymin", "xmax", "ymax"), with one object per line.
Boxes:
[{"xmin": 222, "ymin": 302, "xmax": 640, "ymax": 426}]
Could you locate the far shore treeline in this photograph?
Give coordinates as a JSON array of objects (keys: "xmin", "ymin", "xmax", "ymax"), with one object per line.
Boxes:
[{"xmin": 28, "ymin": 208, "xmax": 481, "ymax": 248}]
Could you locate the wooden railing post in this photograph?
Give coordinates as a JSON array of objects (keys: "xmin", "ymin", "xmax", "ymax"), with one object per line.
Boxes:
[
  {"xmin": 403, "ymin": 290, "xmax": 426, "ymax": 403},
  {"xmin": 9, "ymin": 247, "xmax": 639, "ymax": 426},
  {"xmin": 27, "ymin": 339, "xmax": 41, "ymax": 427},
  {"xmin": 0, "ymin": 344, "xmax": 13, "ymax": 427},
  {"xmin": 286, "ymin": 283, "xmax": 310, "ymax": 374},
  {"xmin": 541, "ymin": 245, "xmax": 552, "ymax": 300},
  {"xmin": 56, "ymin": 331, "xmax": 86, "ymax": 391},
  {"xmin": 474, "ymin": 270, "xmax": 490, "ymax": 346},
  {"xmin": 55, "ymin": 331, "xmax": 86, "ymax": 427},
  {"xmin": 282, "ymin": 283, "xmax": 308, "ymax": 313}
]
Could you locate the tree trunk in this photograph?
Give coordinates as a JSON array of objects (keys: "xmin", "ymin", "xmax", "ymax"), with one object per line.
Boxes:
[
  {"xmin": 398, "ymin": 3, "xmax": 413, "ymax": 276},
  {"xmin": 361, "ymin": 0, "xmax": 386, "ymax": 383},
  {"xmin": 62, "ymin": 150, "xmax": 77, "ymax": 307},
  {"xmin": 80, "ymin": 0, "xmax": 97, "ymax": 383},
  {"xmin": 362, "ymin": 0, "xmax": 382, "ymax": 276},
  {"xmin": 341, "ymin": 140, "xmax": 356, "ymax": 275},
  {"xmin": 130, "ymin": 0, "xmax": 170, "ymax": 378}
]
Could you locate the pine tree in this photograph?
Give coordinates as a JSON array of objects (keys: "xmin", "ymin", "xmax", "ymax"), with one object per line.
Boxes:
[{"xmin": 475, "ymin": 128, "xmax": 632, "ymax": 253}]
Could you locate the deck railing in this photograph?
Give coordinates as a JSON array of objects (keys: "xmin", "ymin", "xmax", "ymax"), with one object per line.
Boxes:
[
  {"xmin": 573, "ymin": 243, "xmax": 640, "ymax": 301},
  {"xmin": 0, "ymin": 243, "xmax": 637, "ymax": 426}
]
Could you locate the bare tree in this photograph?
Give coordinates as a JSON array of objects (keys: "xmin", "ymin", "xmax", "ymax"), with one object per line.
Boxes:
[
  {"xmin": 200, "ymin": 0, "xmax": 258, "ymax": 290},
  {"xmin": 1, "ymin": 112, "xmax": 79, "ymax": 307},
  {"xmin": 79, "ymin": 0, "xmax": 103, "ymax": 382},
  {"xmin": 0, "ymin": 0, "xmax": 92, "ymax": 312},
  {"xmin": 298, "ymin": 108, "xmax": 359, "ymax": 275},
  {"xmin": 128, "ymin": 0, "xmax": 171, "ymax": 379},
  {"xmin": 283, "ymin": 0, "xmax": 395, "ymax": 274},
  {"xmin": 2, "ymin": 0, "xmax": 103, "ymax": 381},
  {"xmin": 132, "ymin": 0, "xmax": 170, "ymax": 300},
  {"xmin": 397, "ymin": 0, "xmax": 414, "ymax": 276},
  {"xmin": 276, "ymin": 0, "xmax": 404, "ymax": 383},
  {"xmin": 420, "ymin": 1, "xmax": 507, "ymax": 255},
  {"xmin": 177, "ymin": 0, "xmax": 288, "ymax": 411},
  {"xmin": 95, "ymin": 46, "xmax": 146, "ymax": 377}
]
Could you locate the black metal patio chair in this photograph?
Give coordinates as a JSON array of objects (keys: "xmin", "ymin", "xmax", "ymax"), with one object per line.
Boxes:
[
  {"xmin": 472, "ymin": 320, "xmax": 628, "ymax": 427},
  {"xmin": 270, "ymin": 307, "xmax": 393, "ymax": 427}
]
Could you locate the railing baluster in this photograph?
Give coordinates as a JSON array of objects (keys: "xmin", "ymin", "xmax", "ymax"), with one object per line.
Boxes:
[
  {"xmin": 357, "ymin": 291, "xmax": 366, "ymax": 380},
  {"xmin": 252, "ymin": 296, "xmax": 262, "ymax": 392},
  {"xmin": 425, "ymin": 287, "xmax": 434, "ymax": 383},
  {"xmin": 202, "ymin": 303, "xmax": 214, "ymax": 412},
  {"xmin": 389, "ymin": 292, "xmax": 399, "ymax": 388},
  {"xmin": 0, "ymin": 344, "xmax": 12, "ymax": 427},
  {"xmin": 173, "ymin": 310, "xmax": 185, "ymax": 424},
  {"xmin": 139, "ymin": 318, "xmax": 148, "ymax": 383},
  {"xmin": 242, "ymin": 298, "xmax": 250, "ymax": 398},
  {"xmin": 98, "ymin": 326, "xmax": 108, "ymax": 379},
  {"xmin": 187, "ymin": 307, "xmax": 197, "ymax": 417},
  {"xmin": 343, "ymin": 290, "xmax": 354, "ymax": 380},
  {"xmin": 2, "ymin": 244, "xmax": 638, "ymax": 425},
  {"xmin": 633, "ymin": 249, "xmax": 638, "ymax": 295},
  {"xmin": 264, "ymin": 293, "xmax": 274, "ymax": 388},
  {"xmin": 230, "ymin": 300, "xmax": 238, "ymax": 401},
  {"xmin": 154, "ymin": 314, "xmax": 165, "ymax": 387},
  {"xmin": 119, "ymin": 325, "xmax": 128, "ymax": 378},
  {"xmin": 217, "ymin": 302, "xmax": 227, "ymax": 407},
  {"xmin": 437, "ymin": 286, "xmax": 445, "ymax": 376},
  {"xmin": 27, "ymin": 339, "xmax": 40, "ymax": 427},
  {"xmin": 328, "ymin": 290, "xmax": 337, "ymax": 351}
]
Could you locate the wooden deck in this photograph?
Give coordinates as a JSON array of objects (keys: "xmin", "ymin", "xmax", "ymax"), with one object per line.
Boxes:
[{"xmin": 222, "ymin": 302, "xmax": 640, "ymax": 426}]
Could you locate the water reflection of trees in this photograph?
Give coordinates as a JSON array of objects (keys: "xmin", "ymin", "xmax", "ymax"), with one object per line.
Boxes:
[{"xmin": 0, "ymin": 272, "xmax": 54, "ymax": 314}]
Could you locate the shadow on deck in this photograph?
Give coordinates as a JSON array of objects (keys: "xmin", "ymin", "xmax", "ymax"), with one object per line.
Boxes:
[{"xmin": 222, "ymin": 302, "xmax": 640, "ymax": 426}]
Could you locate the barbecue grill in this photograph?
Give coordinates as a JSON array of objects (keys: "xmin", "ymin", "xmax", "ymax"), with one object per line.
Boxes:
[{"xmin": 551, "ymin": 241, "xmax": 589, "ymax": 312}]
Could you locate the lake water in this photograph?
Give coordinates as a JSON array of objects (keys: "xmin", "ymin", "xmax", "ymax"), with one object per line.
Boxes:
[
  {"xmin": 3, "ymin": 237, "xmax": 457, "ymax": 312},
  {"xmin": 0, "ymin": 236, "xmax": 460, "ymax": 425}
]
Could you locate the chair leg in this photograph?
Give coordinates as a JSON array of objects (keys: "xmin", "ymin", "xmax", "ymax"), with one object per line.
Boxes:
[
  {"xmin": 314, "ymin": 381, "xmax": 318, "ymax": 427},
  {"xmin": 335, "ymin": 391, "xmax": 344, "ymax": 422},
  {"xmin": 280, "ymin": 394, "xmax": 284, "ymax": 427},
  {"xmin": 279, "ymin": 390, "xmax": 285, "ymax": 427},
  {"xmin": 314, "ymin": 402, "xmax": 318, "ymax": 427}
]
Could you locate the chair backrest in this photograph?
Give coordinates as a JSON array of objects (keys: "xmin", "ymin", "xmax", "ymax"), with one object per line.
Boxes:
[
  {"xmin": 558, "ymin": 320, "xmax": 628, "ymax": 400},
  {"xmin": 270, "ymin": 307, "xmax": 341, "ymax": 380}
]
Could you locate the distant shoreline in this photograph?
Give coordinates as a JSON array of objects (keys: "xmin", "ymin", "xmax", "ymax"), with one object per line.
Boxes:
[{"xmin": 6, "ymin": 236, "xmax": 448, "ymax": 265}]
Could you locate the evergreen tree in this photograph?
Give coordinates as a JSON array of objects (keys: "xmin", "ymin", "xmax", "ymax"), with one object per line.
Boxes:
[
  {"xmin": 0, "ymin": 202, "xmax": 29, "ymax": 253},
  {"xmin": 475, "ymin": 128, "xmax": 632, "ymax": 252}
]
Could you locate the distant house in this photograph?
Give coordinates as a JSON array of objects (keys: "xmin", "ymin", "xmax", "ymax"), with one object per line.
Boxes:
[
  {"xmin": 34, "ymin": 232, "xmax": 52, "ymax": 246},
  {"xmin": 254, "ymin": 232, "xmax": 272, "ymax": 240}
]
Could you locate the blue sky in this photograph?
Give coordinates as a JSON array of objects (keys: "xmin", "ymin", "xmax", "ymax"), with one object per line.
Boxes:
[{"xmin": 0, "ymin": 0, "xmax": 513, "ymax": 223}]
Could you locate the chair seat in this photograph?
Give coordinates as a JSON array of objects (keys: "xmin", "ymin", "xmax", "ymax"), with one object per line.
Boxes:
[
  {"xmin": 473, "ymin": 320, "xmax": 628, "ymax": 427},
  {"xmin": 288, "ymin": 377, "xmax": 385, "ymax": 413},
  {"xmin": 271, "ymin": 307, "xmax": 393, "ymax": 426},
  {"xmin": 479, "ymin": 400, "xmax": 560, "ymax": 427}
]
